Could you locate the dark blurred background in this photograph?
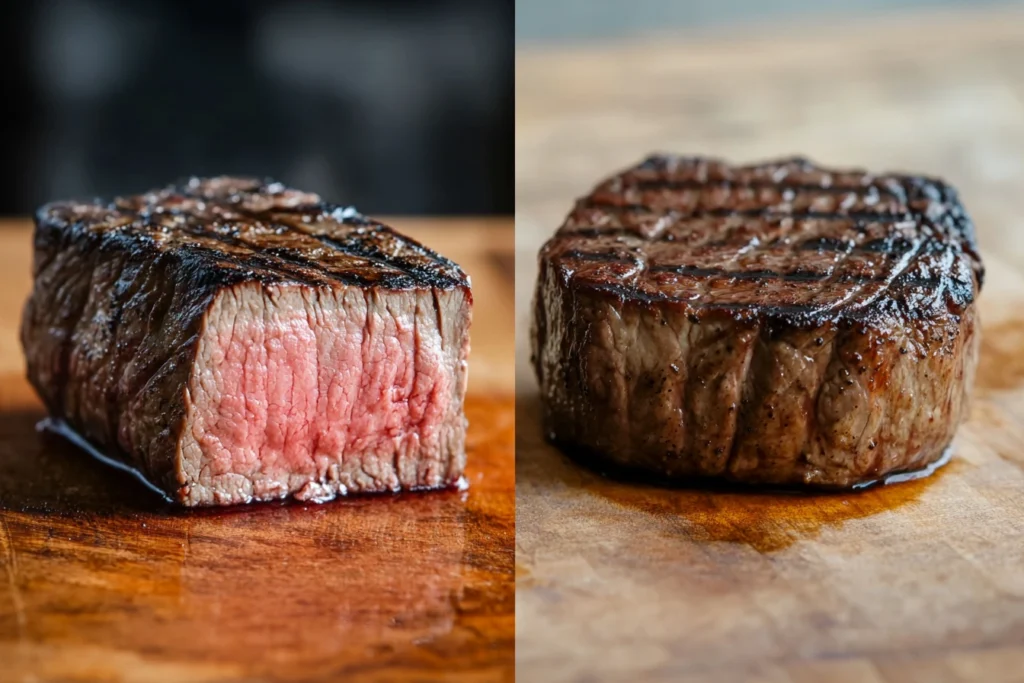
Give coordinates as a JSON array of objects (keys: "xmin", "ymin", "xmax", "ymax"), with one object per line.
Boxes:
[{"xmin": 0, "ymin": 0, "xmax": 513, "ymax": 216}]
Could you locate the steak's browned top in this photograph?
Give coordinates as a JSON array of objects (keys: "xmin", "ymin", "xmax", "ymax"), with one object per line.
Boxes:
[
  {"xmin": 37, "ymin": 176, "xmax": 468, "ymax": 290},
  {"xmin": 542, "ymin": 156, "xmax": 982, "ymax": 324}
]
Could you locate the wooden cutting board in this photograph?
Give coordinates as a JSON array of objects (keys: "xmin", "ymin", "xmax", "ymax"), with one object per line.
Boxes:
[
  {"xmin": 516, "ymin": 11, "xmax": 1024, "ymax": 682},
  {"xmin": 0, "ymin": 219, "xmax": 515, "ymax": 683}
]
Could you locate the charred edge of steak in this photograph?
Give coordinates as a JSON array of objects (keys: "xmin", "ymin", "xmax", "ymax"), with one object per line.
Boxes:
[{"xmin": 35, "ymin": 176, "xmax": 470, "ymax": 294}]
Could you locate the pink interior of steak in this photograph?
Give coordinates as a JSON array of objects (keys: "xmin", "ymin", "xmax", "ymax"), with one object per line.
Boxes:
[{"xmin": 176, "ymin": 283, "xmax": 470, "ymax": 506}]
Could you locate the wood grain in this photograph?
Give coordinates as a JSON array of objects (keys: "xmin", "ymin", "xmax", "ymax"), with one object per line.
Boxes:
[
  {"xmin": 516, "ymin": 10, "xmax": 1024, "ymax": 682},
  {"xmin": 0, "ymin": 219, "xmax": 514, "ymax": 683}
]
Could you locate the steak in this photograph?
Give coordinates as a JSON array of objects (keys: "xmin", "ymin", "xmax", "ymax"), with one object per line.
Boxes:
[
  {"xmin": 532, "ymin": 156, "xmax": 982, "ymax": 489},
  {"xmin": 22, "ymin": 177, "xmax": 472, "ymax": 506}
]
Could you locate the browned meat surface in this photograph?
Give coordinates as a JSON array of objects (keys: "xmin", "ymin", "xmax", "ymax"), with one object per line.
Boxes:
[
  {"xmin": 22, "ymin": 177, "xmax": 472, "ymax": 506},
  {"xmin": 532, "ymin": 155, "xmax": 982, "ymax": 489}
]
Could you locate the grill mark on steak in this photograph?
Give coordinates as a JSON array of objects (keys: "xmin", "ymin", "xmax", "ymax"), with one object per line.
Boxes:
[
  {"xmin": 648, "ymin": 265, "xmax": 840, "ymax": 282},
  {"xmin": 798, "ymin": 237, "xmax": 856, "ymax": 252},
  {"xmin": 170, "ymin": 196, "xmax": 462, "ymax": 290},
  {"xmin": 561, "ymin": 249, "xmax": 644, "ymax": 264},
  {"xmin": 304, "ymin": 230, "xmax": 441, "ymax": 287},
  {"xmin": 578, "ymin": 198, "xmax": 913, "ymax": 222},
  {"xmin": 233, "ymin": 207, "xmax": 467, "ymax": 290},
  {"xmin": 159, "ymin": 217, "xmax": 408, "ymax": 288},
  {"xmin": 845, "ymin": 238, "xmax": 926, "ymax": 314},
  {"xmin": 629, "ymin": 178, "xmax": 901, "ymax": 197},
  {"xmin": 148, "ymin": 223, "xmax": 341, "ymax": 288}
]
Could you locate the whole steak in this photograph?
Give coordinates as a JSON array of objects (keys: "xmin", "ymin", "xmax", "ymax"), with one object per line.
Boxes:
[
  {"xmin": 532, "ymin": 156, "xmax": 982, "ymax": 489},
  {"xmin": 22, "ymin": 177, "xmax": 472, "ymax": 506}
]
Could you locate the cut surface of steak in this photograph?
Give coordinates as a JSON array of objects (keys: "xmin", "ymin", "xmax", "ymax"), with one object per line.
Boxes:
[
  {"xmin": 22, "ymin": 177, "xmax": 472, "ymax": 506},
  {"xmin": 532, "ymin": 155, "xmax": 982, "ymax": 489}
]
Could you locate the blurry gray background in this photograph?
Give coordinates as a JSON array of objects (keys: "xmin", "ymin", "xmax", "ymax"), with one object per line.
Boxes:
[{"xmin": 517, "ymin": 0, "xmax": 1024, "ymax": 42}]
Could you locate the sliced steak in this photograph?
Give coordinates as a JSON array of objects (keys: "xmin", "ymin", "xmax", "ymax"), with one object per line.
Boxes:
[
  {"xmin": 22, "ymin": 177, "xmax": 472, "ymax": 506},
  {"xmin": 532, "ymin": 155, "xmax": 982, "ymax": 489}
]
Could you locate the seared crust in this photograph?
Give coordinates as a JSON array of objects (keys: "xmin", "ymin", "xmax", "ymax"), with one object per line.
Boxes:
[
  {"xmin": 541, "ymin": 155, "xmax": 980, "ymax": 325},
  {"xmin": 532, "ymin": 156, "xmax": 982, "ymax": 489},
  {"xmin": 36, "ymin": 176, "xmax": 468, "ymax": 291}
]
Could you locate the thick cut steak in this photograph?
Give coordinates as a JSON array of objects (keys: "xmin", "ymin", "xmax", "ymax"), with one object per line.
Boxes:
[
  {"xmin": 22, "ymin": 177, "xmax": 472, "ymax": 506},
  {"xmin": 532, "ymin": 156, "xmax": 982, "ymax": 489}
]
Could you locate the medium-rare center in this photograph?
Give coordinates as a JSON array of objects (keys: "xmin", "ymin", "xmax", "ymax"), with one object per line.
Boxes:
[
  {"xmin": 22, "ymin": 177, "xmax": 472, "ymax": 506},
  {"xmin": 531, "ymin": 155, "xmax": 982, "ymax": 489}
]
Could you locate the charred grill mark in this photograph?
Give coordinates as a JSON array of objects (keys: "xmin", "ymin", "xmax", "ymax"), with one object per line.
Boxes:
[
  {"xmin": 576, "ymin": 198, "xmax": 913, "ymax": 223},
  {"xmin": 636, "ymin": 154, "xmax": 818, "ymax": 174},
  {"xmin": 799, "ymin": 237, "xmax": 855, "ymax": 253},
  {"xmin": 577, "ymin": 256, "xmax": 946, "ymax": 303},
  {"xmin": 561, "ymin": 249, "xmax": 640, "ymax": 263},
  {"xmin": 560, "ymin": 227, "xmax": 639, "ymax": 239},
  {"xmin": 647, "ymin": 265, "xmax": 834, "ymax": 282},
  {"xmin": 365, "ymin": 224, "xmax": 468, "ymax": 283},
  {"xmin": 566, "ymin": 209, "xmax": 925, "ymax": 260},
  {"xmin": 265, "ymin": 246, "xmax": 408, "ymax": 287},
  {"xmin": 799, "ymin": 237, "xmax": 917, "ymax": 255},
  {"xmin": 899, "ymin": 274, "xmax": 947, "ymax": 287},
  {"xmin": 579, "ymin": 271, "xmax": 947, "ymax": 324},
  {"xmin": 859, "ymin": 237, "xmax": 916, "ymax": 253},
  {"xmin": 135, "ymin": 216, "xmax": 397, "ymax": 289},
  {"xmin": 644, "ymin": 264, "xmax": 906, "ymax": 284},
  {"xmin": 133, "ymin": 219, "xmax": 346, "ymax": 288},
  {"xmin": 848, "ymin": 238, "xmax": 927, "ymax": 312},
  {"xmin": 698, "ymin": 300, "xmax": 851, "ymax": 315},
  {"xmin": 307, "ymin": 231, "xmax": 465, "ymax": 289},
  {"xmin": 630, "ymin": 178, "xmax": 899, "ymax": 197},
  {"xmin": 561, "ymin": 230, "xmax": 917, "ymax": 258},
  {"xmin": 200, "ymin": 214, "xmax": 427, "ymax": 288},
  {"xmin": 563, "ymin": 219, "xmax": 871, "ymax": 242},
  {"xmin": 219, "ymin": 195, "xmax": 464, "ymax": 289},
  {"xmin": 232, "ymin": 204, "xmax": 466, "ymax": 289},
  {"xmin": 179, "ymin": 242, "xmax": 333, "ymax": 288}
]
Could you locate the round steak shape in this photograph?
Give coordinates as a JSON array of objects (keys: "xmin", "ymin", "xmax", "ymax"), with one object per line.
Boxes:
[{"xmin": 532, "ymin": 155, "xmax": 982, "ymax": 489}]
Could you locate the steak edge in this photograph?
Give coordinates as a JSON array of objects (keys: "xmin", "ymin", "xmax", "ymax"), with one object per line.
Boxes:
[
  {"xmin": 532, "ymin": 155, "xmax": 982, "ymax": 489},
  {"xmin": 22, "ymin": 177, "xmax": 472, "ymax": 506}
]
